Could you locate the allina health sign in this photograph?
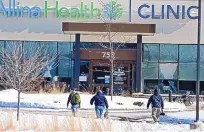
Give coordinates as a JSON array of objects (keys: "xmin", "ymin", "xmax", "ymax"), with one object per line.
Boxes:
[
  {"xmin": 0, "ymin": 0, "xmax": 199, "ymax": 19},
  {"xmin": 0, "ymin": 0, "xmax": 123, "ymax": 19}
]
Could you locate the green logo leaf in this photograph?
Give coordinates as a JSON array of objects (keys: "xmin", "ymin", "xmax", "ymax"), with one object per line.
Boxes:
[
  {"xmin": 104, "ymin": 0, "xmax": 123, "ymax": 20},
  {"xmin": 111, "ymin": 0, "xmax": 123, "ymax": 19}
]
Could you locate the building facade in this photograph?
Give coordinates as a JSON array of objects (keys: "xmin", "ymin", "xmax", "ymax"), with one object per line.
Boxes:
[{"xmin": 0, "ymin": 0, "xmax": 204, "ymax": 94}]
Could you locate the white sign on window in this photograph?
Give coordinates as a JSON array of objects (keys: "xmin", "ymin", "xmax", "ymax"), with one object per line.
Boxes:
[{"xmin": 79, "ymin": 76, "xmax": 87, "ymax": 82}]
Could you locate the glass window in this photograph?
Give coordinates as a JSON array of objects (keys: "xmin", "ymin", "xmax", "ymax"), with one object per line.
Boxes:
[
  {"xmin": 159, "ymin": 80, "xmax": 178, "ymax": 94},
  {"xmin": 5, "ymin": 41, "xmax": 20, "ymax": 52},
  {"xmin": 41, "ymin": 41, "xmax": 57, "ymax": 56},
  {"xmin": 50, "ymin": 67, "xmax": 57, "ymax": 77},
  {"xmin": 200, "ymin": 45, "xmax": 204, "ymax": 62},
  {"xmin": 0, "ymin": 41, "xmax": 4, "ymax": 66},
  {"xmin": 24, "ymin": 41, "xmax": 39, "ymax": 57},
  {"xmin": 200, "ymin": 63, "xmax": 204, "ymax": 81},
  {"xmin": 42, "ymin": 61, "xmax": 57, "ymax": 78},
  {"xmin": 143, "ymin": 79, "xmax": 158, "ymax": 94},
  {"xmin": 179, "ymin": 63, "xmax": 196, "ymax": 80},
  {"xmin": 80, "ymin": 42, "xmax": 98, "ymax": 49},
  {"xmin": 68, "ymin": 61, "xmax": 74, "ymax": 78},
  {"xmin": 58, "ymin": 59, "xmax": 69, "ymax": 77},
  {"xmin": 179, "ymin": 81, "xmax": 196, "ymax": 95},
  {"xmin": 58, "ymin": 42, "xmax": 74, "ymax": 78},
  {"xmin": 79, "ymin": 61, "xmax": 89, "ymax": 89},
  {"xmin": 143, "ymin": 44, "xmax": 159, "ymax": 62},
  {"xmin": 80, "ymin": 42, "xmax": 137, "ymax": 49},
  {"xmin": 200, "ymin": 81, "xmax": 204, "ymax": 93},
  {"xmin": 92, "ymin": 66, "xmax": 110, "ymax": 84},
  {"xmin": 0, "ymin": 41, "xmax": 4, "ymax": 53},
  {"xmin": 142, "ymin": 62, "xmax": 158, "ymax": 79},
  {"xmin": 58, "ymin": 60, "xmax": 73, "ymax": 78},
  {"xmin": 0, "ymin": 41, "xmax": 4, "ymax": 50},
  {"xmin": 179, "ymin": 45, "xmax": 196, "ymax": 63},
  {"xmin": 113, "ymin": 67, "xmax": 128, "ymax": 85},
  {"xmin": 159, "ymin": 63, "xmax": 178, "ymax": 79},
  {"xmin": 58, "ymin": 42, "xmax": 73, "ymax": 59},
  {"xmin": 160, "ymin": 44, "xmax": 178, "ymax": 62},
  {"xmin": 80, "ymin": 61, "xmax": 89, "ymax": 75}
]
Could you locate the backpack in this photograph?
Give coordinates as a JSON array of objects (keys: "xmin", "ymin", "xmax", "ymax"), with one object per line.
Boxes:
[{"xmin": 71, "ymin": 93, "xmax": 81, "ymax": 104}]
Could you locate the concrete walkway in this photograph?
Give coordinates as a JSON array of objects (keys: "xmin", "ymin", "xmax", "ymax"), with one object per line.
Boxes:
[{"xmin": 0, "ymin": 108, "xmax": 193, "ymax": 122}]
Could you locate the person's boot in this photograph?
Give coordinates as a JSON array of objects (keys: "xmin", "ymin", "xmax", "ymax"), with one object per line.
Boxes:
[{"xmin": 156, "ymin": 118, "xmax": 160, "ymax": 123}]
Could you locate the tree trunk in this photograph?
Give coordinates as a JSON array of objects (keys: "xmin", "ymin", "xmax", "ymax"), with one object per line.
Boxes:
[
  {"xmin": 110, "ymin": 60, "xmax": 113, "ymax": 101},
  {"xmin": 17, "ymin": 91, "xmax": 20, "ymax": 121},
  {"xmin": 110, "ymin": 48, "xmax": 114, "ymax": 101}
]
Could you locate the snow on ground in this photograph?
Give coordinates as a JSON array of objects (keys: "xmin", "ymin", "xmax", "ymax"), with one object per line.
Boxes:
[
  {"xmin": 0, "ymin": 111, "xmax": 203, "ymax": 132},
  {"xmin": 0, "ymin": 89, "xmax": 187, "ymax": 111},
  {"xmin": 160, "ymin": 111, "xmax": 204, "ymax": 124}
]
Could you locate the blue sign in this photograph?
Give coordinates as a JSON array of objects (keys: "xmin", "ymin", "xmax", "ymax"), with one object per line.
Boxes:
[
  {"xmin": 138, "ymin": 4, "xmax": 198, "ymax": 19},
  {"xmin": 105, "ymin": 76, "xmax": 110, "ymax": 84}
]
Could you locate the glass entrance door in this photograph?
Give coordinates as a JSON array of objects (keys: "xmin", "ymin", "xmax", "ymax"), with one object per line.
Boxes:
[
  {"xmin": 92, "ymin": 66, "xmax": 110, "ymax": 84},
  {"xmin": 91, "ymin": 64, "xmax": 131, "ymax": 95}
]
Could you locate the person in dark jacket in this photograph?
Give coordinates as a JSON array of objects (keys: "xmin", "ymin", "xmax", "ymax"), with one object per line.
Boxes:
[
  {"xmin": 67, "ymin": 89, "xmax": 81, "ymax": 117},
  {"xmin": 90, "ymin": 90, "xmax": 109, "ymax": 119},
  {"xmin": 147, "ymin": 88, "xmax": 164, "ymax": 122}
]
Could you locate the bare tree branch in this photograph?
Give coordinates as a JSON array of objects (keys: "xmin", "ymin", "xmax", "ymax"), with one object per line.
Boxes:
[
  {"xmin": 0, "ymin": 41, "xmax": 58, "ymax": 92},
  {"xmin": 96, "ymin": 0, "xmax": 132, "ymax": 99}
]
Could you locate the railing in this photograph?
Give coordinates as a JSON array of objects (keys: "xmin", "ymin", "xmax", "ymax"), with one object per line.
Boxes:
[{"xmin": 132, "ymin": 93, "xmax": 204, "ymax": 101}]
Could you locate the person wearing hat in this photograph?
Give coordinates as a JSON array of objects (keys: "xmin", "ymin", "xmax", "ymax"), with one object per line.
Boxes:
[
  {"xmin": 90, "ymin": 90, "xmax": 109, "ymax": 119},
  {"xmin": 67, "ymin": 89, "xmax": 81, "ymax": 117},
  {"xmin": 147, "ymin": 88, "xmax": 164, "ymax": 122}
]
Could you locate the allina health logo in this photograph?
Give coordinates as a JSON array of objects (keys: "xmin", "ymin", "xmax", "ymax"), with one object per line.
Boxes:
[
  {"xmin": 104, "ymin": 0, "xmax": 123, "ymax": 20},
  {"xmin": 0, "ymin": 0, "xmax": 123, "ymax": 20}
]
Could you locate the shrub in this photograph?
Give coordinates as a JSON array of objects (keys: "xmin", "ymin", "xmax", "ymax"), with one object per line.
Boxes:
[
  {"xmin": 133, "ymin": 101, "xmax": 144, "ymax": 107},
  {"xmin": 0, "ymin": 110, "xmax": 110, "ymax": 131}
]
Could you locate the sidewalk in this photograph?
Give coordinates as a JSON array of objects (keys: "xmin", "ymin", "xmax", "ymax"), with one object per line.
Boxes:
[{"xmin": 0, "ymin": 107, "xmax": 192, "ymax": 113}]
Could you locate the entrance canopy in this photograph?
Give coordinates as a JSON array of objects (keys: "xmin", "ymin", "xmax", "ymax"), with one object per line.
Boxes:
[
  {"xmin": 62, "ymin": 22, "xmax": 156, "ymax": 91},
  {"xmin": 62, "ymin": 22, "xmax": 156, "ymax": 36}
]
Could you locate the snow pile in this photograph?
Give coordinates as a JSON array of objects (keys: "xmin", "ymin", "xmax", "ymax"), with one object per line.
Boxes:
[
  {"xmin": 0, "ymin": 101, "xmax": 56, "ymax": 109},
  {"xmin": 0, "ymin": 89, "xmax": 20, "ymax": 94},
  {"xmin": 0, "ymin": 89, "xmax": 25, "ymax": 102},
  {"xmin": 0, "ymin": 89, "xmax": 187, "ymax": 111}
]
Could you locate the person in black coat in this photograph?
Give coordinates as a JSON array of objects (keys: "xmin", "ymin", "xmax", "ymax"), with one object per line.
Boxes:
[
  {"xmin": 147, "ymin": 88, "xmax": 164, "ymax": 122},
  {"xmin": 90, "ymin": 90, "xmax": 109, "ymax": 119}
]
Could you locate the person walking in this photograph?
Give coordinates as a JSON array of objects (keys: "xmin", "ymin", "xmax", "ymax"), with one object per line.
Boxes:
[
  {"xmin": 90, "ymin": 90, "xmax": 109, "ymax": 119},
  {"xmin": 147, "ymin": 88, "xmax": 164, "ymax": 122},
  {"xmin": 67, "ymin": 89, "xmax": 81, "ymax": 117}
]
